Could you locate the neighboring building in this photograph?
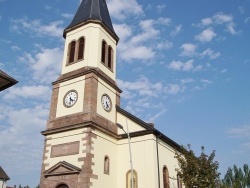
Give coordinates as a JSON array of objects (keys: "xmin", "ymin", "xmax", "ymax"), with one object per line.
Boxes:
[
  {"xmin": 39, "ymin": 0, "xmax": 183, "ymax": 188},
  {"xmin": 0, "ymin": 166, "xmax": 10, "ymax": 188},
  {"xmin": 0, "ymin": 70, "xmax": 18, "ymax": 92}
]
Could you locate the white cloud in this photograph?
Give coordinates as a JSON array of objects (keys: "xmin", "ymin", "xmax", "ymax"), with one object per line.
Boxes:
[
  {"xmin": 164, "ymin": 84, "xmax": 182, "ymax": 95},
  {"xmin": 227, "ymin": 125, "xmax": 250, "ymax": 138},
  {"xmin": 181, "ymin": 78, "xmax": 194, "ymax": 84},
  {"xmin": 10, "ymin": 18, "xmax": 64, "ymax": 38},
  {"xmin": 168, "ymin": 59, "xmax": 194, "ymax": 72},
  {"xmin": 0, "ymin": 105, "xmax": 47, "ymax": 183},
  {"xmin": 11, "ymin": 45, "xmax": 21, "ymax": 51},
  {"xmin": 117, "ymin": 76, "xmax": 163, "ymax": 98},
  {"xmin": 213, "ymin": 12, "xmax": 237, "ymax": 35},
  {"xmin": 157, "ymin": 17, "xmax": 171, "ymax": 26},
  {"xmin": 201, "ymin": 79, "xmax": 213, "ymax": 84},
  {"xmin": 156, "ymin": 40, "xmax": 173, "ymax": 50},
  {"xmin": 147, "ymin": 108, "xmax": 167, "ymax": 122},
  {"xmin": 121, "ymin": 46, "xmax": 155, "ymax": 61},
  {"xmin": 170, "ymin": 25, "xmax": 182, "ymax": 37},
  {"xmin": 61, "ymin": 13, "xmax": 73, "ymax": 19},
  {"xmin": 117, "ymin": 76, "xmax": 167, "ymax": 121},
  {"xmin": 3, "ymin": 85, "xmax": 51, "ymax": 101},
  {"xmin": 114, "ymin": 24, "xmax": 132, "ymax": 41},
  {"xmin": 238, "ymin": 6, "xmax": 245, "ymax": 14},
  {"xmin": 199, "ymin": 48, "xmax": 221, "ymax": 59},
  {"xmin": 19, "ymin": 47, "xmax": 63, "ymax": 84},
  {"xmin": 196, "ymin": 12, "xmax": 238, "ymax": 35},
  {"xmin": 244, "ymin": 17, "xmax": 250, "ymax": 23},
  {"xmin": 107, "ymin": 0, "xmax": 143, "ymax": 20},
  {"xmin": 195, "ymin": 28, "xmax": 217, "ymax": 43},
  {"xmin": 180, "ymin": 43, "xmax": 197, "ymax": 57},
  {"xmin": 226, "ymin": 22, "xmax": 237, "ymax": 35},
  {"xmin": 213, "ymin": 12, "xmax": 233, "ymax": 24},
  {"xmin": 201, "ymin": 18, "xmax": 213, "ymax": 26},
  {"xmin": 156, "ymin": 4, "xmax": 166, "ymax": 12}
]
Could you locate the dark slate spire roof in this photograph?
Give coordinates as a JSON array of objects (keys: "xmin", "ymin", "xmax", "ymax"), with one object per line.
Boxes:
[{"xmin": 63, "ymin": 0, "xmax": 118, "ymax": 41}]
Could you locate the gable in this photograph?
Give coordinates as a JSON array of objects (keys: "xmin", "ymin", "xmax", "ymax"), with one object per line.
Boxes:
[{"xmin": 44, "ymin": 161, "xmax": 81, "ymax": 177}]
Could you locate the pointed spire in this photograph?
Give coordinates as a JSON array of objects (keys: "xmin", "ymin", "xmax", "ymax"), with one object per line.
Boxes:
[{"xmin": 63, "ymin": 0, "xmax": 118, "ymax": 41}]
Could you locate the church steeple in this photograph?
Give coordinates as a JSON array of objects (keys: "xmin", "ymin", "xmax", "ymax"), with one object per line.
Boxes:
[{"xmin": 63, "ymin": 0, "xmax": 118, "ymax": 42}]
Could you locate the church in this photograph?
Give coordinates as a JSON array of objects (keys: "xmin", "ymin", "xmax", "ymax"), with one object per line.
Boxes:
[{"xmin": 39, "ymin": 0, "xmax": 183, "ymax": 188}]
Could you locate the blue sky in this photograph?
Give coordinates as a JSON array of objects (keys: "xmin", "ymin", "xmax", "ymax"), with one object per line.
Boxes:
[{"xmin": 0, "ymin": 0, "xmax": 250, "ymax": 187}]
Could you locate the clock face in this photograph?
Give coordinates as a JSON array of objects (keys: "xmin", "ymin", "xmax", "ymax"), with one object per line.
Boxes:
[
  {"xmin": 64, "ymin": 90, "xmax": 78, "ymax": 107},
  {"xmin": 101, "ymin": 94, "xmax": 112, "ymax": 111}
]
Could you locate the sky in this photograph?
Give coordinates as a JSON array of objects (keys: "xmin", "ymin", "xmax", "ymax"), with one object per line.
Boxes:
[{"xmin": 0, "ymin": 0, "xmax": 250, "ymax": 187}]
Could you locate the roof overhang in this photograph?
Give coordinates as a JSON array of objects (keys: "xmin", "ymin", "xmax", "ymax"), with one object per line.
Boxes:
[{"xmin": 0, "ymin": 70, "xmax": 18, "ymax": 92}]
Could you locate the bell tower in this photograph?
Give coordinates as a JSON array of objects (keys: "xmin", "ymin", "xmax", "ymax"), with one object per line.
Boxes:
[{"xmin": 40, "ymin": 0, "xmax": 121, "ymax": 187}]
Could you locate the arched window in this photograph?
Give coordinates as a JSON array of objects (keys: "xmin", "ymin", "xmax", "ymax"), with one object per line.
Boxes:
[
  {"xmin": 177, "ymin": 174, "xmax": 182, "ymax": 188},
  {"xmin": 163, "ymin": 166, "xmax": 170, "ymax": 188},
  {"xmin": 78, "ymin": 37, "xmax": 85, "ymax": 60},
  {"xmin": 104, "ymin": 156, "xmax": 110, "ymax": 174},
  {"xmin": 108, "ymin": 46, "xmax": 113, "ymax": 69},
  {"xmin": 100, "ymin": 40, "xmax": 113, "ymax": 71},
  {"xmin": 68, "ymin": 41, "xmax": 76, "ymax": 63},
  {"xmin": 126, "ymin": 170, "xmax": 138, "ymax": 188},
  {"xmin": 101, "ymin": 40, "xmax": 107, "ymax": 64}
]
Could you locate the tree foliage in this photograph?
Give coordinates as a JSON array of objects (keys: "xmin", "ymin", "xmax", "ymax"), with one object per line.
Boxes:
[
  {"xmin": 175, "ymin": 144, "xmax": 221, "ymax": 188},
  {"xmin": 221, "ymin": 164, "xmax": 250, "ymax": 188}
]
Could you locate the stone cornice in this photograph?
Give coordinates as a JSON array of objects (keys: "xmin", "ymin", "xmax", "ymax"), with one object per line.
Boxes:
[{"xmin": 53, "ymin": 67, "xmax": 122, "ymax": 93}]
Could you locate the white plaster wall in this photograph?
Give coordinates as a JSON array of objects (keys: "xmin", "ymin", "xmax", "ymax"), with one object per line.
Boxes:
[
  {"xmin": 91, "ymin": 129, "xmax": 118, "ymax": 188},
  {"xmin": 0, "ymin": 180, "xmax": 7, "ymax": 188},
  {"xmin": 117, "ymin": 112, "xmax": 146, "ymax": 134},
  {"xmin": 56, "ymin": 75, "xmax": 85, "ymax": 118},
  {"xmin": 158, "ymin": 139, "xmax": 180, "ymax": 188},
  {"xmin": 117, "ymin": 134, "xmax": 159, "ymax": 188},
  {"xmin": 62, "ymin": 23, "xmax": 117, "ymax": 80},
  {"xmin": 44, "ymin": 128, "xmax": 87, "ymax": 170},
  {"xmin": 97, "ymin": 79, "xmax": 116, "ymax": 122}
]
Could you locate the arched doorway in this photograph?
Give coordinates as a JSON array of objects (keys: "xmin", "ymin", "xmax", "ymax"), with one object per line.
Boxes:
[{"xmin": 55, "ymin": 184, "xmax": 69, "ymax": 188}]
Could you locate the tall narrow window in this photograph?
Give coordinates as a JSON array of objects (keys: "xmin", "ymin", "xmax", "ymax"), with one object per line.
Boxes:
[
  {"xmin": 177, "ymin": 174, "xmax": 182, "ymax": 188},
  {"xmin": 104, "ymin": 156, "xmax": 110, "ymax": 174},
  {"xmin": 69, "ymin": 41, "xmax": 76, "ymax": 63},
  {"xmin": 163, "ymin": 166, "xmax": 170, "ymax": 188},
  {"xmin": 108, "ymin": 46, "xmax": 113, "ymax": 69},
  {"xmin": 78, "ymin": 37, "xmax": 85, "ymax": 60},
  {"xmin": 101, "ymin": 41, "xmax": 107, "ymax": 64},
  {"xmin": 126, "ymin": 170, "xmax": 138, "ymax": 188}
]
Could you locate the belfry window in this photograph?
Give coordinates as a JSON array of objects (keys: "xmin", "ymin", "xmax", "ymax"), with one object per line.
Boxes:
[
  {"xmin": 101, "ymin": 40, "xmax": 113, "ymax": 71},
  {"xmin": 67, "ymin": 37, "xmax": 85, "ymax": 65},
  {"xmin": 163, "ymin": 166, "xmax": 170, "ymax": 188},
  {"xmin": 108, "ymin": 46, "xmax": 113, "ymax": 69},
  {"xmin": 68, "ymin": 41, "xmax": 76, "ymax": 64},
  {"xmin": 101, "ymin": 40, "xmax": 107, "ymax": 64},
  {"xmin": 78, "ymin": 37, "xmax": 85, "ymax": 60}
]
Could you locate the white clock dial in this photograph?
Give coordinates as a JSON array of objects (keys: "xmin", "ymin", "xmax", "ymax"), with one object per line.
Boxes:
[
  {"xmin": 101, "ymin": 94, "xmax": 112, "ymax": 111},
  {"xmin": 64, "ymin": 90, "xmax": 78, "ymax": 107}
]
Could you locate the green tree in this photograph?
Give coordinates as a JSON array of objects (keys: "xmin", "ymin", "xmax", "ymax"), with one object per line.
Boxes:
[
  {"xmin": 175, "ymin": 144, "xmax": 221, "ymax": 188},
  {"xmin": 222, "ymin": 164, "xmax": 250, "ymax": 188}
]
